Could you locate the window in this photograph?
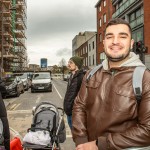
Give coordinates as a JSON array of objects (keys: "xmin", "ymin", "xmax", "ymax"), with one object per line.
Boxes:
[
  {"xmin": 93, "ymin": 54, "xmax": 95, "ymax": 65},
  {"xmin": 99, "ymin": 6, "xmax": 101, "ymax": 12},
  {"xmin": 89, "ymin": 56, "xmax": 91, "ymax": 66},
  {"xmin": 99, "ymin": 19, "xmax": 102, "ymax": 27},
  {"xmin": 99, "ymin": 34, "xmax": 102, "ymax": 42},
  {"xmin": 132, "ymin": 28, "xmax": 143, "ymax": 42},
  {"xmin": 129, "ymin": 7, "xmax": 143, "ymax": 28},
  {"xmin": 86, "ymin": 46, "xmax": 88, "ymax": 53},
  {"xmin": 89, "ymin": 44, "xmax": 91, "ymax": 51},
  {"xmin": 92, "ymin": 41, "xmax": 94, "ymax": 49},
  {"xmin": 103, "ymin": 14, "xmax": 106, "ymax": 23},
  {"xmin": 104, "ymin": 0, "xmax": 106, "ymax": 7}
]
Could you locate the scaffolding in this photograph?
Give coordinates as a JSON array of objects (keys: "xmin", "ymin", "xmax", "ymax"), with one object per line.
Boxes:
[{"xmin": 0, "ymin": 0, "xmax": 27, "ymax": 77}]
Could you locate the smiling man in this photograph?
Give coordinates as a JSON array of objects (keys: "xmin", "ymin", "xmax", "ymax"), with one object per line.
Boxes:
[{"xmin": 72, "ymin": 18, "xmax": 150, "ymax": 150}]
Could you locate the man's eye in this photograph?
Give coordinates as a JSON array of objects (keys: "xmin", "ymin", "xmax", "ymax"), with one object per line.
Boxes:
[
  {"xmin": 106, "ymin": 36, "xmax": 112, "ymax": 39},
  {"xmin": 120, "ymin": 36, "xmax": 127, "ymax": 38}
]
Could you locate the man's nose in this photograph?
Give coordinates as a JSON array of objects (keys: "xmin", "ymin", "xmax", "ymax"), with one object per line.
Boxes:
[{"xmin": 112, "ymin": 37, "xmax": 120, "ymax": 44}]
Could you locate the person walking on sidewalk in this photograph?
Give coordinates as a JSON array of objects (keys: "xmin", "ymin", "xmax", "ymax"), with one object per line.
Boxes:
[
  {"xmin": 72, "ymin": 18, "xmax": 150, "ymax": 150},
  {"xmin": 64, "ymin": 56, "xmax": 85, "ymax": 129}
]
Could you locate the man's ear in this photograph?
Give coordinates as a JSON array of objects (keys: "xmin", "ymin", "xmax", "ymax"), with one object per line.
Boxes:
[{"xmin": 130, "ymin": 39, "xmax": 134, "ymax": 49}]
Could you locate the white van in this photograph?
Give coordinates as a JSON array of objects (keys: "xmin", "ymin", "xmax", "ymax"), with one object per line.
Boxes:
[{"xmin": 31, "ymin": 72, "xmax": 52, "ymax": 92}]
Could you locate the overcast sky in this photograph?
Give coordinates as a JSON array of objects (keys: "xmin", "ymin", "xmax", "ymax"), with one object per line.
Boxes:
[{"xmin": 27, "ymin": 0, "xmax": 98, "ymax": 66}]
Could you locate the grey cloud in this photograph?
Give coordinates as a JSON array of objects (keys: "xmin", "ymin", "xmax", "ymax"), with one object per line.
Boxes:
[
  {"xmin": 56, "ymin": 48, "xmax": 72, "ymax": 57},
  {"xmin": 27, "ymin": 1, "xmax": 96, "ymax": 44}
]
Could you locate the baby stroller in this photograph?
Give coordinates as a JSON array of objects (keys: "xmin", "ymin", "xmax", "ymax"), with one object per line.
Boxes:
[{"xmin": 23, "ymin": 102, "xmax": 66, "ymax": 150}]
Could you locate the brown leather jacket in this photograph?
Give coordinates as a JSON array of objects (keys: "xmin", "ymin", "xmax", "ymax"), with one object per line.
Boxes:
[{"xmin": 72, "ymin": 66, "xmax": 150, "ymax": 150}]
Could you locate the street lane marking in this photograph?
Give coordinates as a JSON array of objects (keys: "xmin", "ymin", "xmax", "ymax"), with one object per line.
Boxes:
[
  {"xmin": 7, "ymin": 110, "xmax": 32, "ymax": 114},
  {"xmin": 9, "ymin": 104, "xmax": 17, "ymax": 110},
  {"xmin": 53, "ymin": 83, "xmax": 63, "ymax": 99},
  {"xmin": 36, "ymin": 94, "xmax": 43, "ymax": 104},
  {"xmin": 12, "ymin": 103, "xmax": 21, "ymax": 110}
]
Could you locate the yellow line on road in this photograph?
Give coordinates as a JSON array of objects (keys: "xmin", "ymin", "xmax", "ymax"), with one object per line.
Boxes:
[
  {"xmin": 9, "ymin": 104, "xmax": 17, "ymax": 110},
  {"xmin": 12, "ymin": 103, "xmax": 21, "ymax": 110}
]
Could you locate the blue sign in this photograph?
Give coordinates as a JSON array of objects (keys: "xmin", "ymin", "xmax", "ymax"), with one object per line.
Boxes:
[{"xmin": 41, "ymin": 58, "xmax": 47, "ymax": 68}]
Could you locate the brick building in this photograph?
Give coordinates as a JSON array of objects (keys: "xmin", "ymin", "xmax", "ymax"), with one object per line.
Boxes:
[
  {"xmin": 112, "ymin": 0, "xmax": 150, "ymax": 68},
  {"xmin": 95, "ymin": 0, "xmax": 114, "ymax": 64},
  {"xmin": 95, "ymin": 0, "xmax": 150, "ymax": 68}
]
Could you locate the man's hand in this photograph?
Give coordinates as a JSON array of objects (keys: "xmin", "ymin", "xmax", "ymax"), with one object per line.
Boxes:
[{"xmin": 75, "ymin": 141, "xmax": 98, "ymax": 150}]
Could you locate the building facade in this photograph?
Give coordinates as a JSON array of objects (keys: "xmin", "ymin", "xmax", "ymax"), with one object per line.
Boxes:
[
  {"xmin": 112, "ymin": 0, "xmax": 150, "ymax": 68},
  {"xmin": 95, "ymin": 0, "xmax": 114, "ymax": 64},
  {"xmin": 72, "ymin": 31, "xmax": 96, "ymax": 56},
  {"xmin": 0, "ymin": 0, "xmax": 27, "ymax": 77},
  {"xmin": 88, "ymin": 34, "xmax": 97, "ymax": 68}
]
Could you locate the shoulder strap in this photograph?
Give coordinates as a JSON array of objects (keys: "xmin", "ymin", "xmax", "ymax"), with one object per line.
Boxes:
[
  {"xmin": 132, "ymin": 66, "xmax": 146, "ymax": 102},
  {"xmin": 86, "ymin": 64, "xmax": 103, "ymax": 82}
]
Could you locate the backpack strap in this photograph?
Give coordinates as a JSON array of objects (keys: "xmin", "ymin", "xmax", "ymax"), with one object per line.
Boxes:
[
  {"xmin": 132, "ymin": 66, "xmax": 146, "ymax": 102},
  {"xmin": 86, "ymin": 64, "xmax": 103, "ymax": 82}
]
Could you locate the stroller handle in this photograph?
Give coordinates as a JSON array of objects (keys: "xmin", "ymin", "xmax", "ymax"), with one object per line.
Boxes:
[{"xmin": 57, "ymin": 107, "xmax": 64, "ymax": 116}]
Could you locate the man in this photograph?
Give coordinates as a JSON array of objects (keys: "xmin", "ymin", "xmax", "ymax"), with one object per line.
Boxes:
[
  {"xmin": 64, "ymin": 56, "xmax": 85, "ymax": 129},
  {"xmin": 72, "ymin": 18, "xmax": 150, "ymax": 150}
]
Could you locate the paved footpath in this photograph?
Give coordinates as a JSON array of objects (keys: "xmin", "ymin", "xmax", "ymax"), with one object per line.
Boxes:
[{"xmin": 5, "ymin": 99, "xmax": 75, "ymax": 149}]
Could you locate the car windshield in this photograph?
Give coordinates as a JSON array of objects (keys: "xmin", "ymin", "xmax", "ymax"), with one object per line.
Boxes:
[
  {"xmin": 33, "ymin": 73, "xmax": 50, "ymax": 79},
  {"xmin": 20, "ymin": 74, "xmax": 27, "ymax": 79},
  {"xmin": 5, "ymin": 77, "xmax": 15, "ymax": 82}
]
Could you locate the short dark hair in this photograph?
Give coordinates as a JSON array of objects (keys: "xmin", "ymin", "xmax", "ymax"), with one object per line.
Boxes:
[{"xmin": 104, "ymin": 18, "xmax": 132, "ymax": 36}]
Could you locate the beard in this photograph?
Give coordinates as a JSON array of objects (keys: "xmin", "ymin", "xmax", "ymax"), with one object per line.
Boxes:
[{"xmin": 105, "ymin": 50, "xmax": 130, "ymax": 62}]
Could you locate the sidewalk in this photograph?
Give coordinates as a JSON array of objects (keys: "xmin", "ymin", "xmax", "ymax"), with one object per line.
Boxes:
[
  {"xmin": 4, "ymin": 98, "xmax": 16, "ymax": 109},
  {"xmin": 5, "ymin": 98, "xmax": 75, "ymax": 149}
]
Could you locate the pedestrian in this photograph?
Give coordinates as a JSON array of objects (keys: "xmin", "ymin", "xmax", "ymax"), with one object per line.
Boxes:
[
  {"xmin": 0, "ymin": 93, "xmax": 10, "ymax": 150},
  {"xmin": 72, "ymin": 18, "xmax": 150, "ymax": 150},
  {"xmin": 64, "ymin": 56, "xmax": 85, "ymax": 129}
]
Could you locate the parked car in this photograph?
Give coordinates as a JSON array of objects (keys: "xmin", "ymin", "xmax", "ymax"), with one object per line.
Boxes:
[
  {"xmin": 31, "ymin": 72, "xmax": 52, "ymax": 93},
  {"xmin": 0, "ymin": 79, "xmax": 7, "ymax": 98},
  {"xmin": 3, "ymin": 76, "xmax": 24, "ymax": 97},
  {"xmin": 63, "ymin": 74, "xmax": 70, "ymax": 81},
  {"xmin": 19, "ymin": 73, "xmax": 31, "ymax": 90}
]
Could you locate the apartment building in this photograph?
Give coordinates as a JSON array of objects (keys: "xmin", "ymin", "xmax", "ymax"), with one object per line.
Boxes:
[
  {"xmin": 75, "ymin": 41, "xmax": 88, "ymax": 67},
  {"xmin": 0, "ymin": 0, "xmax": 27, "ymax": 77},
  {"xmin": 72, "ymin": 31, "xmax": 96, "ymax": 56},
  {"xmin": 95, "ymin": 0, "xmax": 114, "ymax": 64},
  {"xmin": 112, "ymin": 0, "xmax": 150, "ymax": 68},
  {"xmin": 88, "ymin": 34, "xmax": 97, "ymax": 68}
]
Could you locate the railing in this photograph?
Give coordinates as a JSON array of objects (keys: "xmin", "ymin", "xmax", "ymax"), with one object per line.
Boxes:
[
  {"xmin": 130, "ymin": 15, "xmax": 144, "ymax": 29},
  {"xmin": 112, "ymin": 0, "xmax": 137, "ymax": 18}
]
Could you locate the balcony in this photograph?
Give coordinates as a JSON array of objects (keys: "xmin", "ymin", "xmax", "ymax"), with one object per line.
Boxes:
[
  {"xmin": 15, "ymin": 30, "xmax": 25, "ymax": 38},
  {"xmin": 3, "ymin": 41, "xmax": 13, "ymax": 49},
  {"xmin": 112, "ymin": 0, "xmax": 137, "ymax": 18},
  {"xmin": 3, "ymin": 31, "xmax": 13, "ymax": 38},
  {"xmin": 130, "ymin": 15, "xmax": 144, "ymax": 29},
  {"xmin": 3, "ymin": 0, "xmax": 11, "ymax": 9},
  {"xmin": 16, "ymin": 21, "xmax": 24, "ymax": 30}
]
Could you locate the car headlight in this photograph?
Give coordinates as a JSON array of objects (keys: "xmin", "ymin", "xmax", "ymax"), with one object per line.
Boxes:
[
  {"xmin": 6, "ymin": 84, "xmax": 16, "ymax": 89},
  {"xmin": 23, "ymin": 81, "xmax": 27, "ymax": 85},
  {"xmin": 47, "ymin": 82, "xmax": 51, "ymax": 86}
]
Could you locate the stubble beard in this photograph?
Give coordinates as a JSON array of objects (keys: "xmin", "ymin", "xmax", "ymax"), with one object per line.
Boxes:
[{"xmin": 105, "ymin": 50, "xmax": 130, "ymax": 62}]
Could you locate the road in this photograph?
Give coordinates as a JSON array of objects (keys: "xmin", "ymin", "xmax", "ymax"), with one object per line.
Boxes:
[{"xmin": 4, "ymin": 78, "xmax": 75, "ymax": 149}]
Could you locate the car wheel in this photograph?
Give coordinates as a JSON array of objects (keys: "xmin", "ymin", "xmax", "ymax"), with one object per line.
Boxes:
[
  {"xmin": 2, "ymin": 94, "xmax": 6, "ymax": 99},
  {"xmin": 16, "ymin": 90, "xmax": 20, "ymax": 97},
  {"xmin": 26, "ymin": 86, "xmax": 29, "ymax": 91},
  {"xmin": 31, "ymin": 89, "xmax": 34, "ymax": 93},
  {"xmin": 22, "ymin": 88, "xmax": 24, "ymax": 93},
  {"xmin": 49, "ymin": 88, "xmax": 52, "ymax": 92}
]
